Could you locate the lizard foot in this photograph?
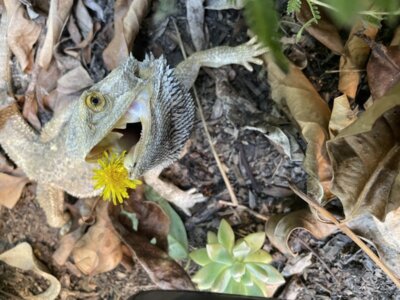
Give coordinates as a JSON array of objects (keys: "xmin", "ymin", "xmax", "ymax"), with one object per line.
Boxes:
[
  {"xmin": 236, "ymin": 37, "xmax": 268, "ymax": 71},
  {"xmin": 166, "ymin": 187, "xmax": 206, "ymax": 216}
]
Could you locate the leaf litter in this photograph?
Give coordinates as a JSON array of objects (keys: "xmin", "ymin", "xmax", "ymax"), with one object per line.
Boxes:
[{"xmin": 1, "ymin": 0, "xmax": 400, "ymax": 298}]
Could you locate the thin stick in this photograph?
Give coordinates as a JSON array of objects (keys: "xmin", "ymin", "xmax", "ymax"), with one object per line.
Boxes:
[
  {"xmin": 289, "ymin": 183, "xmax": 400, "ymax": 289},
  {"xmin": 172, "ymin": 19, "xmax": 239, "ymax": 206},
  {"xmin": 219, "ymin": 200, "xmax": 269, "ymax": 222}
]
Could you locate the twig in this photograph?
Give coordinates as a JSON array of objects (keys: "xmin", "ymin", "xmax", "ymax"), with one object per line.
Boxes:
[
  {"xmin": 289, "ymin": 183, "xmax": 400, "ymax": 289},
  {"xmin": 218, "ymin": 200, "xmax": 269, "ymax": 222},
  {"xmin": 296, "ymin": 236, "xmax": 338, "ymax": 283},
  {"xmin": 172, "ymin": 19, "xmax": 239, "ymax": 206}
]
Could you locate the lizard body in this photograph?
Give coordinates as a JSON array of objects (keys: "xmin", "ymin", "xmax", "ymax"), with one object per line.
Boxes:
[{"xmin": 0, "ymin": 8, "xmax": 265, "ymax": 227}]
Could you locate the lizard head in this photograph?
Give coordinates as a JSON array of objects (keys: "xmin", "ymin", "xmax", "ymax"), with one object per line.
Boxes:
[{"xmin": 66, "ymin": 55, "xmax": 194, "ymax": 179}]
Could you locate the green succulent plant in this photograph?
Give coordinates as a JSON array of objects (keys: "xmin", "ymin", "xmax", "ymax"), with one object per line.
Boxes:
[{"xmin": 190, "ymin": 219, "xmax": 285, "ymax": 297}]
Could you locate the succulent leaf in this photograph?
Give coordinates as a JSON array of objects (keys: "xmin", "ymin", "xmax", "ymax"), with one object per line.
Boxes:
[
  {"xmin": 207, "ymin": 231, "xmax": 218, "ymax": 244},
  {"xmin": 243, "ymin": 249, "xmax": 272, "ymax": 264},
  {"xmin": 218, "ymin": 219, "xmax": 235, "ymax": 251},
  {"xmin": 206, "ymin": 244, "xmax": 234, "ymax": 265},
  {"xmin": 245, "ymin": 263, "xmax": 270, "ymax": 283},
  {"xmin": 245, "ymin": 281, "xmax": 265, "ymax": 297},
  {"xmin": 259, "ymin": 264, "xmax": 285, "ymax": 284},
  {"xmin": 241, "ymin": 270, "xmax": 254, "ymax": 286},
  {"xmin": 192, "ymin": 262, "xmax": 227, "ymax": 290},
  {"xmin": 189, "ymin": 248, "xmax": 211, "ymax": 266},
  {"xmin": 243, "ymin": 232, "xmax": 265, "ymax": 253},
  {"xmin": 232, "ymin": 239, "xmax": 251, "ymax": 259},
  {"xmin": 252, "ymin": 276, "xmax": 271, "ymax": 297},
  {"xmin": 211, "ymin": 267, "xmax": 232, "ymax": 292},
  {"xmin": 231, "ymin": 262, "xmax": 246, "ymax": 280}
]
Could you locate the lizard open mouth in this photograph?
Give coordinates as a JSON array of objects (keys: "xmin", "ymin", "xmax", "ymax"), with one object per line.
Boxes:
[{"xmin": 85, "ymin": 103, "xmax": 143, "ymax": 162}]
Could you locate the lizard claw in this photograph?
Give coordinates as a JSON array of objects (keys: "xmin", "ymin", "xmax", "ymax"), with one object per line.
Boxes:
[
  {"xmin": 237, "ymin": 38, "xmax": 268, "ymax": 72},
  {"xmin": 167, "ymin": 188, "xmax": 206, "ymax": 216}
]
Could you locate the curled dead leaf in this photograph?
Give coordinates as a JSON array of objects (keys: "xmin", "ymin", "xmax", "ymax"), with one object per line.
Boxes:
[
  {"xmin": 0, "ymin": 173, "xmax": 29, "ymax": 209},
  {"xmin": 39, "ymin": 0, "xmax": 74, "ymax": 69},
  {"xmin": 329, "ymin": 95, "xmax": 357, "ymax": 138},
  {"xmin": 4, "ymin": 0, "xmax": 41, "ymax": 72},
  {"xmin": 0, "ymin": 243, "xmax": 61, "ymax": 300},
  {"xmin": 264, "ymin": 55, "xmax": 332, "ymax": 203},
  {"xmin": 103, "ymin": 0, "xmax": 151, "ymax": 70},
  {"xmin": 266, "ymin": 209, "xmax": 337, "ymax": 256},
  {"xmin": 296, "ymin": 2, "xmax": 343, "ymax": 55},
  {"xmin": 339, "ymin": 22, "xmax": 378, "ymax": 99},
  {"xmin": 72, "ymin": 201, "xmax": 123, "ymax": 275}
]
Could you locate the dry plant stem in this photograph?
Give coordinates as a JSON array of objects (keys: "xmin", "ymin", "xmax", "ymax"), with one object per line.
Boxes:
[
  {"xmin": 289, "ymin": 183, "xmax": 400, "ymax": 289},
  {"xmin": 219, "ymin": 200, "xmax": 269, "ymax": 222},
  {"xmin": 172, "ymin": 19, "xmax": 239, "ymax": 206}
]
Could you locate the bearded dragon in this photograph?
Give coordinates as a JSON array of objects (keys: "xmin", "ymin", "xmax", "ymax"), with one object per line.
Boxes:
[{"xmin": 0, "ymin": 9, "xmax": 265, "ymax": 227}]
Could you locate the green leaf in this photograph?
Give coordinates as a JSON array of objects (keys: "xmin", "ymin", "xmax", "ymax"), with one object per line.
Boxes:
[
  {"xmin": 230, "ymin": 263, "xmax": 246, "ymax": 280},
  {"xmin": 244, "ymin": 232, "xmax": 265, "ymax": 253},
  {"xmin": 244, "ymin": 249, "xmax": 272, "ymax": 264},
  {"xmin": 230, "ymin": 279, "xmax": 246, "ymax": 295},
  {"xmin": 245, "ymin": 281, "xmax": 264, "ymax": 297},
  {"xmin": 232, "ymin": 240, "xmax": 251, "ymax": 259},
  {"xmin": 251, "ymin": 276, "xmax": 270, "ymax": 297},
  {"xmin": 145, "ymin": 186, "xmax": 188, "ymax": 259},
  {"xmin": 190, "ymin": 248, "xmax": 211, "ymax": 266},
  {"xmin": 193, "ymin": 263, "xmax": 228, "ymax": 290},
  {"xmin": 218, "ymin": 219, "xmax": 235, "ymax": 251},
  {"xmin": 245, "ymin": 263, "xmax": 270, "ymax": 283},
  {"xmin": 240, "ymin": 270, "xmax": 254, "ymax": 286},
  {"xmin": 244, "ymin": 0, "xmax": 288, "ymax": 72},
  {"xmin": 207, "ymin": 231, "xmax": 218, "ymax": 244},
  {"xmin": 287, "ymin": 0, "xmax": 301, "ymax": 13},
  {"xmin": 206, "ymin": 244, "xmax": 234, "ymax": 265},
  {"xmin": 211, "ymin": 268, "xmax": 232, "ymax": 293},
  {"xmin": 258, "ymin": 264, "xmax": 285, "ymax": 285}
]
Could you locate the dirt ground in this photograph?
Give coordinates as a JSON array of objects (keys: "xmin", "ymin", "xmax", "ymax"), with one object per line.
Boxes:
[{"xmin": 1, "ymin": 0, "xmax": 400, "ymax": 299}]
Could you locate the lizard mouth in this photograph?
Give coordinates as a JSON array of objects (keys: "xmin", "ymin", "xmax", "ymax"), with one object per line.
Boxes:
[{"xmin": 85, "ymin": 106, "xmax": 143, "ymax": 162}]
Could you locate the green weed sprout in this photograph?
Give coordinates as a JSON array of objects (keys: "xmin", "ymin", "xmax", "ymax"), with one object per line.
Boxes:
[{"xmin": 190, "ymin": 219, "xmax": 285, "ymax": 297}]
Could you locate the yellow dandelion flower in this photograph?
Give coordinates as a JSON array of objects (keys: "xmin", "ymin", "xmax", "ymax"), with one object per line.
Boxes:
[{"xmin": 93, "ymin": 151, "xmax": 142, "ymax": 205}]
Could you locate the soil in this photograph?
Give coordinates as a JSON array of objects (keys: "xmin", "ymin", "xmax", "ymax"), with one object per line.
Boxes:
[{"xmin": 1, "ymin": 1, "xmax": 400, "ymax": 299}]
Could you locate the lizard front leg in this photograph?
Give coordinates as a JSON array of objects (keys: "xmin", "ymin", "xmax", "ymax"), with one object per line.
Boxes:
[
  {"xmin": 175, "ymin": 37, "xmax": 267, "ymax": 90},
  {"xmin": 36, "ymin": 183, "xmax": 70, "ymax": 228},
  {"xmin": 143, "ymin": 167, "xmax": 205, "ymax": 215}
]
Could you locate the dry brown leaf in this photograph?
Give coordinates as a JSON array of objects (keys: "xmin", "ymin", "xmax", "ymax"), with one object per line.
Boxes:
[
  {"xmin": 108, "ymin": 188, "xmax": 194, "ymax": 290},
  {"xmin": 339, "ymin": 22, "xmax": 378, "ymax": 99},
  {"xmin": 296, "ymin": 2, "xmax": 343, "ymax": 55},
  {"xmin": 264, "ymin": 55, "xmax": 332, "ymax": 203},
  {"xmin": 0, "ymin": 242, "xmax": 61, "ymax": 300},
  {"xmin": 187, "ymin": 0, "xmax": 207, "ymax": 51},
  {"xmin": 103, "ymin": 0, "xmax": 151, "ymax": 70},
  {"xmin": 72, "ymin": 201, "xmax": 123, "ymax": 275},
  {"xmin": 367, "ymin": 43, "xmax": 400, "ymax": 100},
  {"xmin": 39, "ymin": 0, "xmax": 74, "ymax": 69},
  {"xmin": 328, "ymin": 95, "xmax": 357, "ymax": 138},
  {"xmin": 0, "ymin": 173, "xmax": 29, "ymax": 209},
  {"xmin": 327, "ymin": 85, "xmax": 400, "ymax": 276},
  {"xmin": 4, "ymin": 0, "xmax": 41, "ymax": 72},
  {"xmin": 266, "ymin": 209, "xmax": 337, "ymax": 256}
]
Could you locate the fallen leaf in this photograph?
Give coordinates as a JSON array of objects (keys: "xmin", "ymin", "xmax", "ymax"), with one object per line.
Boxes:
[
  {"xmin": 109, "ymin": 188, "xmax": 195, "ymax": 290},
  {"xmin": 39, "ymin": 0, "xmax": 74, "ymax": 69},
  {"xmin": 84, "ymin": 0, "xmax": 105, "ymax": 21},
  {"xmin": 0, "ymin": 173, "xmax": 29, "ymax": 209},
  {"xmin": 339, "ymin": 21, "xmax": 378, "ymax": 99},
  {"xmin": 103, "ymin": 0, "xmax": 151, "ymax": 70},
  {"xmin": 327, "ymin": 85, "xmax": 400, "ymax": 276},
  {"xmin": 296, "ymin": 1, "xmax": 343, "ymax": 55},
  {"xmin": 72, "ymin": 201, "xmax": 123, "ymax": 275},
  {"xmin": 0, "ymin": 242, "xmax": 61, "ymax": 300},
  {"xmin": 329, "ymin": 95, "xmax": 357, "ymax": 138},
  {"xmin": 4, "ymin": 0, "xmax": 42, "ymax": 72},
  {"xmin": 264, "ymin": 55, "xmax": 332, "ymax": 203},
  {"xmin": 205, "ymin": 0, "xmax": 246, "ymax": 10},
  {"xmin": 266, "ymin": 209, "xmax": 337, "ymax": 256},
  {"xmin": 282, "ymin": 252, "xmax": 313, "ymax": 276},
  {"xmin": 187, "ymin": 0, "xmax": 207, "ymax": 51},
  {"xmin": 367, "ymin": 42, "xmax": 400, "ymax": 99}
]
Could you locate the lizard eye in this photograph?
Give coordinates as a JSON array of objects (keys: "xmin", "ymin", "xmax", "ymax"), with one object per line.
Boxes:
[{"xmin": 85, "ymin": 92, "xmax": 106, "ymax": 112}]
